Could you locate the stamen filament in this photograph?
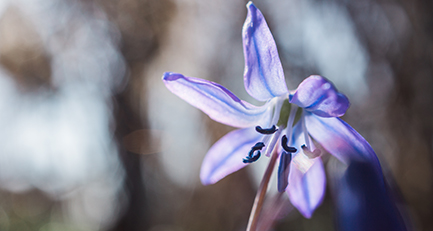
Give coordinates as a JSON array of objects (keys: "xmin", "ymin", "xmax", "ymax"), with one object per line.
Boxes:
[
  {"xmin": 264, "ymin": 127, "xmax": 283, "ymax": 157},
  {"xmin": 301, "ymin": 111, "xmax": 311, "ymax": 150},
  {"xmin": 285, "ymin": 105, "xmax": 298, "ymax": 146},
  {"xmin": 261, "ymin": 135, "xmax": 272, "ymax": 147}
]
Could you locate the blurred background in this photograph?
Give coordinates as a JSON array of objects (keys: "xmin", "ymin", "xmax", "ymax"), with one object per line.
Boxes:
[{"xmin": 0, "ymin": 0, "xmax": 431, "ymax": 230}]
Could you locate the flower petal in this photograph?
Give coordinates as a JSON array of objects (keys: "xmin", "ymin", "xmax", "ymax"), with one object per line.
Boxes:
[
  {"xmin": 287, "ymin": 159, "xmax": 326, "ymax": 218},
  {"xmin": 305, "ymin": 113, "xmax": 382, "ymax": 175},
  {"xmin": 200, "ymin": 127, "xmax": 262, "ymax": 185},
  {"xmin": 286, "ymin": 122, "xmax": 326, "ymax": 218},
  {"xmin": 333, "ymin": 160, "xmax": 406, "ymax": 231},
  {"xmin": 242, "ymin": 2, "xmax": 288, "ymax": 101},
  {"xmin": 289, "ymin": 75, "xmax": 349, "ymax": 117},
  {"xmin": 163, "ymin": 72, "xmax": 269, "ymax": 128}
]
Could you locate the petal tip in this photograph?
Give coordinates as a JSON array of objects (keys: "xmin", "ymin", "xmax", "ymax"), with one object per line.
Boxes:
[
  {"xmin": 301, "ymin": 210, "xmax": 313, "ymax": 219},
  {"xmin": 246, "ymin": 1, "xmax": 255, "ymax": 10},
  {"xmin": 162, "ymin": 72, "xmax": 182, "ymax": 81},
  {"xmin": 291, "ymin": 75, "xmax": 350, "ymax": 117},
  {"xmin": 199, "ymin": 170, "xmax": 213, "ymax": 185},
  {"xmin": 200, "ymin": 177, "xmax": 212, "ymax": 186},
  {"xmin": 200, "ymin": 169, "xmax": 224, "ymax": 186}
]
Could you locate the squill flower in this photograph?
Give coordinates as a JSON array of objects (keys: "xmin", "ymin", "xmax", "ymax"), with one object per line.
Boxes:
[{"xmin": 162, "ymin": 1, "xmax": 382, "ymax": 219}]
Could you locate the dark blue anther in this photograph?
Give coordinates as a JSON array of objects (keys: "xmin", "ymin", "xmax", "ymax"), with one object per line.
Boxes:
[
  {"xmin": 247, "ymin": 149, "xmax": 255, "ymax": 158},
  {"xmin": 243, "ymin": 151, "xmax": 261, "ymax": 163},
  {"xmin": 244, "ymin": 142, "xmax": 265, "ymax": 163},
  {"xmin": 277, "ymin": 151, "xmax": 292, "ymax": 192},
  {"xmin": 281, "ymin": 135, "xmax": 297, "ymax": 153},
  {"xmin": 252, "ymin": 142, "xmax": 265, "ymax": 151},
  {"xmin": 255, "ymin": 125, "xmax": 278, "ymax": 134}
]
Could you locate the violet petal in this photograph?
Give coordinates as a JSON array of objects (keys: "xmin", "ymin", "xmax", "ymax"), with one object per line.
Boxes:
[
  {"xmin": 163, "ymin": 72, "xmax": 269, "ymax": 128},
  {"xmin": 242, "ymin": 2, "xmax": 288, "ymax": 101},
  {"xmin": 289, "ymin": 75, "xmax": 349, "ymax": 117},
  {"xmin": 200, "ymin": 127, "xmax": 262, "ymax": 185},
  {"xmin": 286, "ymin": 122, "xmax": 326, "ymax": 218},
  {"xmin": 305, "ymin": 113, "xmax": 383, "ymax": 176},
  {"xmin": 287, "ymin": 158, "xmax": 326, "ymax": 218}
]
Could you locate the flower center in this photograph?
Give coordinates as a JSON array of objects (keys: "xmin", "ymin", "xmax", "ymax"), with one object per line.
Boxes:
[
  {"xmin": 242, "ymin": 96, "xmax": 324, "ymax": 193},
  {"xmin": 243, "ymin": 124, "xmax": 280, "ymax": 163},
  {"xmin": 243, "ymin": 97, "xmax": 297, "ymax": 164}
]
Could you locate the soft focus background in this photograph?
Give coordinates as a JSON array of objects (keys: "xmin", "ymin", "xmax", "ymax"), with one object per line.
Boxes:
[{"xmin": 0, "ymin": 0, "xmax": 431, "ymax": 230}]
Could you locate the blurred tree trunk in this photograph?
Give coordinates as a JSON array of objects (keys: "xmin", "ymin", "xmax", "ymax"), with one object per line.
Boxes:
[
  {"xmin": 97, "ymin": 1, "xmax": 175, "ymax": 230},
  {"xmin": 348, "ymin": 0, "xmax": 433, "ymax": 229},
  {"xmin": 344, "ymin": 0, "xmax": 433, "ymax": 229},
  {"xmin": 388, "ymin": 0, "xmax": 433, "ymax": 230}
]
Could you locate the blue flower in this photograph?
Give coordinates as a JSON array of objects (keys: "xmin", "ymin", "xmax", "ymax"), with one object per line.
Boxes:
[{"xmin": 162, "ymin": 1, "xmax": 382, "ymax": 218}]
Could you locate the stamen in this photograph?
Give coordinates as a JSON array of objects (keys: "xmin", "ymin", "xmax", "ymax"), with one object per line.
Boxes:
[
  {"xmin": 281, "ymin": 135, "xmax": 297, "ymax": 153},
  {"xmin": 243, "ymin": 151, "xmax": 261, "ymax": 163},
  {"xmin": 277, "ymin": 151, "xmax": 292, "ymax": 192},
  {"xmin": 301, "ymin": 111, "xmax": 311, "ymax": 150},
  {"xmin": 260, "ymin": 135, "xmax": 272, "ymax": 147},
  {"xmin": 252, "ymin": 142, "xmax": 265, "ymax": 150},
  {"xmin": 284, "ymin": 104, "xmax": 298, "ymax": 147},
  {"xmin": 244, "ymin": 142, "xmax": 266, "ymax": 163},
  {"xmin": 263, "ymin": 127, "xmax": 283, "ymax": 157},
  {"xmin": 301, "ymin": 144, "xmax": 321, "ymax": 159},
  {"xmin": 255, "ymin": 125, "xmax": 278, "ymax": 134}
]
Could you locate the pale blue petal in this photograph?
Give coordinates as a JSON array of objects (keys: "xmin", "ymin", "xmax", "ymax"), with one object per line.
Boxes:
[
  {"xmin": 290, "ymin": 75, "xmax": 349, "ymax": 117},
  {"xmin": 286, "ymin": 122, "xmax": 326, "ymax": 218},
  {"xmin": 163, "ymin": 72, "xmax": 269, "ymax": 128},
  {"xmin": 200, "ymin": 127, "xmax": 262, "ymax": 185},
  {"xmin": 305, "ymin": 113, "xmax": 382, "ymax": 175},
  {"xmin": 242, "ymin": 2, "xmax": 288, "ymax": 101}
]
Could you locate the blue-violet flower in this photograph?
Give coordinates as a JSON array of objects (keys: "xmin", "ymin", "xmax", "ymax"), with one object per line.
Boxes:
[{"xmin": 162, "ymin": 1, "xmax": 382, "ymax": 218}]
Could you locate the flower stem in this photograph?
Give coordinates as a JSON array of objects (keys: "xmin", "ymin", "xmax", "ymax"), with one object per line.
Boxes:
[{"xmin": 246, "ymin": 147, "xmax": 279, "ymax": 231}]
